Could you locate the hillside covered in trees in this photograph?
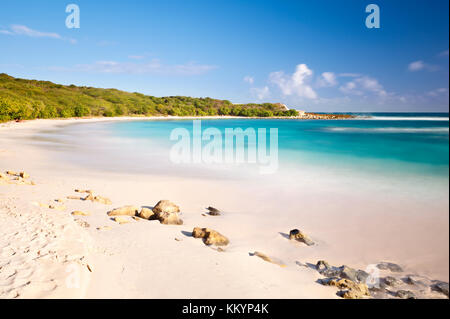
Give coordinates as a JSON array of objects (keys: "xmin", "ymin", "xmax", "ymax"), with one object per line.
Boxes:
[{"xmin": 0, "ymin": 73, "xmax": 298, "ymax": 122}]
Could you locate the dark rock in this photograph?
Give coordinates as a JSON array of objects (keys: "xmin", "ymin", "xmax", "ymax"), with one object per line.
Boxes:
[
  {"xmin": 377, "ymin": 262, "xmax": 403, "ymax": 272},
  {"xmin": 316, "ymin": 260, "xmax": 331, "ymax": 272},
  {"xmin": 206, "ymin": 206, "xmax": 221, "ymax": 216},
  {"xmin": 339, "ymin": 266, "xmax": 358, "ymax": 282},
  {"xmin": 288, "ymin": 229, "xmax": 314, "ymax": 246},
  {"xmin": 395, "ymin": 290, "xmax": 416, "ymax": 299},
  {"xmin": 431, "ymin": 281, "xmax": 449, "ymax": 297},
  {"xmin": 356, "ymin": 270, "xmax": 370, "ymax": 283},
  {"xmin": 404, "ymin": 275, "xmax": 425, "ymax": 286},
  {"xmin": 383, "ymin": 276, "xmax": 403, "ymax": 287}
]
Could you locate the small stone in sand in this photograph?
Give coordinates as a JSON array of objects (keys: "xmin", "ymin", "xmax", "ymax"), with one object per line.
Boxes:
[
  {"xmin": 97, "ymin": 226, "xmax": 112, "ymax": 231},
  {"xmin": 250, "ymin": 251, "xmax": 286, "ymax": 268},
  {"xmin": 192, "ymin": 227, "xmax": 229, "ymax": 246},
  {"xmin": 19, "ymin": 172, "xmax": 29, "ymax": 178},
  {"xmin": 75, "ymin": 220, "xmax": 90, "ymax": 228},
  {"xmin": 72, "ymin": 211, "xmax": 91, "ymax": 216},
  {"xmin": 67, "ymin": 195, "xmax": 83, "ymax": 200},
  {"xmin": 114, "ymin": 216, "xmax": 131, "ymax": 225},
  {"xmin": 108, "ymin": 206, "xmax": 139, "ymax": 217},
  {"xmin": 6, "ymin": 170, "xmax": 17, "ymax": 176},
  {"xmin": 206, "ymin": 206, "xmax": 221, "ymax": 216},
  {"xmin": 288, "ymin": 229, "xmax": 314, "ymax": 246},
  {"xmin": 75, "ymin": 189, "xmax": 93, "ymax": 194}
]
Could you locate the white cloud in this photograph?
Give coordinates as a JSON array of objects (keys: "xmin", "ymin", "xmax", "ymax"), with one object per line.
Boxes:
[
  {"xmin": 0, "ymin": 24, "xmax": 76, "ymax": 43},
  {"xmin": 427, "ymin": 88, "xmax": 449, "ymax": 97},
  {"xmin": 317, "ymin": 72, "xmax": 337, "ymax": 87},
  {"xmin": 250, "ymin": 86, "xmax": 270, "ymax": 100},
  {"xmin": 339, "ymin": 76, "xmax": 387, "ymax": 97},
  {"xmin": 438, "ymin": 49, "xmax": 449, "ymax": 57},
  {"xmin": 338, "ymin": 73, "xmax": 361, "ymax": 78},
  {"xmin": 243, "ymin": 76, "xmax": 254, "ymax": 84},
  {"xmin": 408, "ymin": 60, "xmax": 438, "ymax": 72},
  {"xmin": 408, "ymin": 60, "xmax": 425, "ymax": 71},
  {"xmin": 9, "ymin": 25, "xmax": 61, "ymax": 38},
  {"xmin": 48, "ymin": 59, "xmax": 218, "ymax": 76},
  {"xmin": 269, "ymin": 64, "xmax": 317, "ymax": 99}
]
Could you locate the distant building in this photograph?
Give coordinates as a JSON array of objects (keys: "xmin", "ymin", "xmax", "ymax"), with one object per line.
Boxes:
[{"xmin": 297, "ymin": 110, "xmax": 306, "ymax": 116}]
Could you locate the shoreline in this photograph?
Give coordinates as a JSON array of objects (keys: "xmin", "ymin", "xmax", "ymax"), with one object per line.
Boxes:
[
  {"xmin": 0, "ymin": 117, "xmax": 448, "ymax": 299},
  {"xmin": 0, "ymin": 112, "xmax": 356, "ymax": 129}
]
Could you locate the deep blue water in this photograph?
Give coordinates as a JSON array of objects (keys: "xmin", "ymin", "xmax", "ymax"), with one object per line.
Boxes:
[{"xmin": 105, "ymin": 113, "xmax": 449, "ymax": 178}]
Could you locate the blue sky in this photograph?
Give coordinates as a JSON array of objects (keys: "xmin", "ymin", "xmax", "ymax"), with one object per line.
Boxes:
[{"xmin": 1, "ymin": 0, "xmax": 448, "ymax": 111}]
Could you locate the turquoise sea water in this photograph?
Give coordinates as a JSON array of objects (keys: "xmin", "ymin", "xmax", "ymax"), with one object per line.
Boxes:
[{"xmin": 102, "ymin": 113, "xmax": 449, "ymax": 179}]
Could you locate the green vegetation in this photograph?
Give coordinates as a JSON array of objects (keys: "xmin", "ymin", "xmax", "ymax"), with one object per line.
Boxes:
[{"xmin": 0, "ymin": 73, "xmax": 298, "ymax": 122}]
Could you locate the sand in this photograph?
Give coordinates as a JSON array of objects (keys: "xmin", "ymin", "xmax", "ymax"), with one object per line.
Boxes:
[{"xmin": 0, "ymin": 117, "xmax": 448, "ymax": 299}]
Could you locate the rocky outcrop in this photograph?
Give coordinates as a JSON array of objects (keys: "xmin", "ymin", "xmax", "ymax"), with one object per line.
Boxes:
[
  {"xmin": 431, "ymin": 281, "xmax": 449, "ymax": 297},
  {"xmin": 319, "ymin": 277, "xmax": 370, "ymax": 299},
  {"xmin": 288, "ymin": 229, "xmax": 314, "ymax": 246},
  {"xmin": 152, "ymin": 200, "xmax": 180, "ymax": 214},
  {"xmin": 152, "ymin": 200, "xmax": 182, "ymax": 225},
  {"xmin": 395, "ymin": 290, "xmax": 416, "ymax": 299},
  {"xmin": 315, "ymin": 260, "xmax": 368, "ymax": 283},
  {"xmin": 376, "ymin": 262, "xmax": 403, "ymax": 272},
  {"xmin": 107, "ymin": 206, "xmax": 139, "ymax": 217},
  {"xmin": 192, "ymin": 227, "xmax": 229, "ymax": 246},
  {"xmin": 382, "ymin": 276, "xmax": 403, "ymax": 287},
  {"xmin": 298, "ymin": 113, "xmax": 355, "ymax": 120}
]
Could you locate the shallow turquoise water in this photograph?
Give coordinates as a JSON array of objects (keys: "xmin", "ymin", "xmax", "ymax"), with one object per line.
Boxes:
[{"xmin": 106, "ymin": 113, "xmax": 449, "ymax": 178}]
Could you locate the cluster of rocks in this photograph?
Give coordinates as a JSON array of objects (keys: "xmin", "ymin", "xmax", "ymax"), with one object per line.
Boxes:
[
  {"xmin": 66, "ymin": 189, "xmax": 112, "ymax": 205},
  {"xmin": 311, "ymin": 260, "xmax": 449, "ymax": 299},
  {"xmin": 298, "ymin": 113, "xmax": 355, "ymax": 120},
  {"xmin": 0, "ymin": 170, "xmax": 35, "ymax": 185},
  {"xmin": 107, "ymin": 200, "xmax": 183, "ymax": 225},
  {"xmin": 313, "ymin": 260, "xmax": 371, "ymax": 299},
  {"xmin": 192, "ymin": 227, "xmax": 229, "ymax": 246}
]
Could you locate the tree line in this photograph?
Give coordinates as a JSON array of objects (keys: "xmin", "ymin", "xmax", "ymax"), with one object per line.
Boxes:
[{"xmin": 0, "ymin": 73, "xmax": 298, "ymax": 122}]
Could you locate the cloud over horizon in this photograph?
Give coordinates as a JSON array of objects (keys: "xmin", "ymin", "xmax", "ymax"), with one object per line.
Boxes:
[
  {"xmin": 269, "ymin": 64, "xmax": 318, "ymax": 99},
  {"xmin": 0, "ymin": 24, "xmax": 76, "ymax": 43},
  {"xmin": 48, "ymin": 59, "xmax": 218, "ymax": 76}
]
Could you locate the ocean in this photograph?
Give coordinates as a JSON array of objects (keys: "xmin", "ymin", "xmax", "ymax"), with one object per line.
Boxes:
[{"xmin": 35, "ymin": 112, "xmax": 449, "ymax": 187}]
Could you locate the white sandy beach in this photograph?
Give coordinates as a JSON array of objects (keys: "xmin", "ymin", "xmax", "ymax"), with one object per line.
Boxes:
[{"xmin": 0, "ymin": 117, "xmax": 448, "ymax": 299}]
